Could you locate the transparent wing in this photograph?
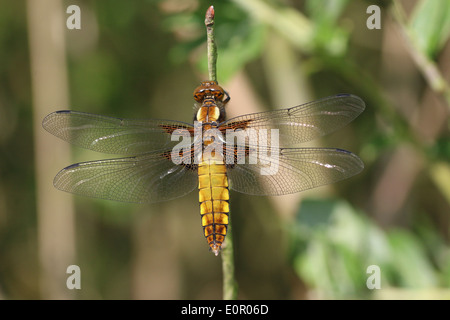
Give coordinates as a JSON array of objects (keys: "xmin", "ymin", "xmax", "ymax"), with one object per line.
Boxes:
[
  {"xmin": 53, "ymin": 151, "xmax": 198, "ymax": 203},
  {"xmin": 227, "ymin": 147, "xmax": 364, "ymax": 196},
  {"xmin": 220, "ymin": 94, "xmax": 365, "ymax": 147},
  {"xmin": 42, "ymin": 110, "xmax": 194, "ymax": 155}
]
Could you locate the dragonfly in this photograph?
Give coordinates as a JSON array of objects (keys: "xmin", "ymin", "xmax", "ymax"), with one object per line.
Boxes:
[{"xmin": 43, "ymin": 80, "xmax": 365, "ymax": 255}]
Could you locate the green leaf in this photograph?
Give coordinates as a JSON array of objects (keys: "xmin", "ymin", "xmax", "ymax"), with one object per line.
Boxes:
[
  {"xmin": 305, "ymin": 0, "xmax": 350, "ymax": 56},
  {"xmin": 306, "ymin": 0, "xmax": 350, "ymax": 25},
  {"xmin": 387, "ymin": 230, "xmax": 438, "ymax": 287},
  {"xmin": 409, "ymin": 0, "xmax": 450, "ymax": 58},
  {"xmin": 292, "ymin": 199, "xmax": 389, "ymax": 297},
  {"xmin": 295, "ymin": 198, "xmax": 336, "ymax": 229}
]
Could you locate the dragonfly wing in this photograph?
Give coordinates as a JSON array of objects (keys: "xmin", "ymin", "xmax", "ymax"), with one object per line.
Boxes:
[
  {"xmin": 220, "ymin": 94, "xmax": 365, "ymax": 147},
  {"xmin": 53, "ymin": 151, "xmax": 198, "ymax": 203},
  {"xmin": 227, "ymin": 147, "xmax": 364, "ymax": 196},
  {"xmin": 43, "ymin": 110, "xmax": 194, "ymax": 155}
]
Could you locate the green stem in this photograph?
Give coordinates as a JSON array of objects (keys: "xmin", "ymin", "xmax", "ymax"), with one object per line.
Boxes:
[
  {"xmin": 222, "ymin": 217, "xmax": 238, "ymax": 300},
  {"xmin": 204, "ymin": 5, "xmax": 238, "ymax": 300},
  {"xmin": 205, "ymin": 5, "xmax": 217, "ymax": 82}
]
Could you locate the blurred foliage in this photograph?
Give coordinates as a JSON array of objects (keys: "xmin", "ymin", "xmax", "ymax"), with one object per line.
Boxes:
[
  {"xmin": 409, "ymin": 0, "xmax": 450, "ymax": 58},
  {"xmin": 305, "ymin": 0, "xmax": 351, "ymax": 55},
  {"xmin": 290, "ymin": 199, "xmax": 450, "ymax": 298},
  {"xmin": 0, "ymin": 0, "xmax": 449, "ymax": 300}
]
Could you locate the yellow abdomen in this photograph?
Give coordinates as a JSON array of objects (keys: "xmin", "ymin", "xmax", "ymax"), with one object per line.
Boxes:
[{"xmin": 198, "ymin": 158, "xmax": 229, "ymax": 256}]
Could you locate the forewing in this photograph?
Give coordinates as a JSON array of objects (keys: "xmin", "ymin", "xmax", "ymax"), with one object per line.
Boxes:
[
  {"xmin": 42, "ymin": 110, "xmax": 194, "ymax": 154},
  {"xmin": 220, "ymin": 94, "xmax": 365, "ymax": 147}
]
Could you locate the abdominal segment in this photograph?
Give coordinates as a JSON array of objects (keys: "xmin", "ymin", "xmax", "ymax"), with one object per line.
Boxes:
[{"xmin": 198, "ymin": 160, "xmax": 230, "ymax": 256}]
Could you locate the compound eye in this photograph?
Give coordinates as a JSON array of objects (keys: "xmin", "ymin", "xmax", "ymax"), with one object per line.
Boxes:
[
  {"xmin": 193, "ymin": 86, "xmax": 206, "ymax": 102},
  {"xmin": 207, "ymin": 83, "xmax": 224, "ymax": 101},
  {"xmin": 211, "ymin": 89, "xmax": 224, "ymax": 100}
]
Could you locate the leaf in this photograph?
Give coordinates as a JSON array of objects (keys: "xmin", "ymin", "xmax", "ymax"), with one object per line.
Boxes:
[
  {"xmin": 305, "ymin": 0, "xmax": 350, "ymax": 25},
  {"xmin": 305, "ymin": 0, "xmax": 351, "ymax": 56},
  {"xmin": 292, "ymin": 199, "xmax": 390, "ymax": 297},
  {"xmin": 295, "ymin": 198, "xmax": 336, "ymax": 229},
  {"xmin": 387, "ymin": 230, "xmax": 438, "ymax": 287},
  {"xmin": 409, "ymin": 0, "xmax": 450, "ymax": 58}
]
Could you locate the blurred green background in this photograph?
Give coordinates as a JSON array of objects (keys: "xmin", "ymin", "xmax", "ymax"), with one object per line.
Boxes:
[{"xmin": 0, "ymin": 0, "xmax": 449, "ymax": 299}]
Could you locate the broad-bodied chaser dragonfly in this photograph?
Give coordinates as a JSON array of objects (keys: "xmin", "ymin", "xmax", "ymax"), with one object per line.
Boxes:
[{"xmin": 43, "ymin": 80, "xmax": 365, "ymax": 255}]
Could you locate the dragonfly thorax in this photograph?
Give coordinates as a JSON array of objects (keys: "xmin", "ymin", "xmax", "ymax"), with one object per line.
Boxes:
[{"xmin": 196, "ymin": 101, "xmax": 221, "ymax": 122}]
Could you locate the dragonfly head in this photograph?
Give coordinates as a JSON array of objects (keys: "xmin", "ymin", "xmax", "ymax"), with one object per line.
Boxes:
[{"xmin": 193, "ymin": 80, "xmax": 227, "ymax": 103}]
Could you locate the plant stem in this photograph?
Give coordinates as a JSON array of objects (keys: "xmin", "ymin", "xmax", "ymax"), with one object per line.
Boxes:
[
  {"xmin": 205, "ymin": 6, "xmax": 217, "ymax": 82},
  {"xmin": 204, "ymin": 5, "xmax": 238, "ymax": 300},
  {"xmin": 222, "ymin": 217, "xmax": 238, "ymax": 300}
]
